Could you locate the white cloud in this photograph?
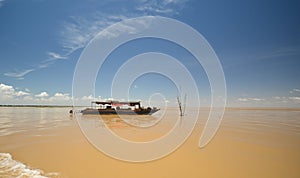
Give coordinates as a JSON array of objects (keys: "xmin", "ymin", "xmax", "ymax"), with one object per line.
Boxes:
[
  {"xmin": 35, "ymin": 92, "xmax": 49, "ymax": 98},
  {"xmin": 237, "ymin": 98, "xmax": 248, "ymax": 102},
  {"xmin": 81, "ymin": 95, "xmax": 103, "ymax": 101},
  {"xmin": 48, "ymin": 93, "xmax": 71, "ymax": 103},
  {"xmin": 272, "ymin": 96, "xmax": 288, "ymax": 101},
  {"xmin": 54, "ymin": 92, "xmax": 66, "ymax": 97},
  {"xmin": 289, "ymin": 89, "xmax": 300, "ymax": 94},
  {"xmin": 237, "ymin": 97, "xmax": 265, "ymax": 102},
  {"xmin": 0, "ymin": 83, "xmax": 15, "ymax": 97},
  {"xmin": 271, "ymin": 96, "xmax": 289, "ymax": 103},
  {"xmin": 15, "ymin": 91, "xmax": 30, "ymax": 97},
  {"xmin": 32, "ymin": 92, "xmax": 72, "ymax": 105},
  {"xmin": 252, "ymin": 98, "xmax": 264, "ymax": 101},
  {"xmin": 23, "ymin": 95, "xmax": 34, "ymax": 102},
  {"xmin": 0, "ymin": 83, "xmax": 96, "ymax": 105},
  {"xmin": 233, "ymin": 93, "xmax": 300, "ymax": 107},
  {"xmin": 273, "ymin": 96, "xmax": 284, "ymax": 100},
  {"xmin": 0, "ymin": 83, "xmax": 30, "ymax": 101},
  {"xmin": 81, "ymin": 95, "xmax": 95, "ymax": 100},
  {"xmin": 289, "ymin": 97, "xmax": 300, "ymax": 102},
  {"xmin": 293, "ymin": 89, "xmax": 300, "ymax": 92},
  {"xmin": 103, "ymin": 97, "xmax": 115, "ymax": 101}
]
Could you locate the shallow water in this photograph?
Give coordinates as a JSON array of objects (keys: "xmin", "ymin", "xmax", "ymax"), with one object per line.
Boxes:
[
  {"xmin": 0, "ymin": 107, "xmax": 72, "ymax": 137},
  {"xmin": 0, "ymin": 107, "xmax": 299, "ymax": 177}
]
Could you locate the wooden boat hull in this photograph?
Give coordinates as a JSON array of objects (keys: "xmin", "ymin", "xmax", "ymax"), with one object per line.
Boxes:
[{"xmin": 81, "ymin": 108, "xmax": 159, "ymax": 115}]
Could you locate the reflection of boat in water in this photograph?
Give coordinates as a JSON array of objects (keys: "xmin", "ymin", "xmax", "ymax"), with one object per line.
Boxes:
[{"xmin": 81, "ymin": 101, "xmax": 160, "ymax": 115}]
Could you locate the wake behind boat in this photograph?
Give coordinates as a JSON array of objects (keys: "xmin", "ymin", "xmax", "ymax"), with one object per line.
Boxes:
[{"xmin": 81, "ymin": 101, "xmax": 160, "ymax": 115}]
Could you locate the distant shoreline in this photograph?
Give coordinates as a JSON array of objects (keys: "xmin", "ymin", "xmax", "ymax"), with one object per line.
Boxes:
[{"xmin": 0, "ymin": 105, "xmax": 73, "ymax": 108}]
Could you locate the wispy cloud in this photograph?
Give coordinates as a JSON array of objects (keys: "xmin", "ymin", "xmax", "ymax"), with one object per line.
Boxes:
[
  {"xmin": 98, "ymin": 16, "xmax": 155, "ymax": 40},
  {"xmin": 3, "ymin": 51, "xmax": 65, "ymax": 79},
  {"xmin": 0, "ymin": 0, "xmax": 5, "ymax": 7},
  {"xmin": 4, "ymin": 0, "xmax": 190, "ymax": 79},
  {"xmin": 59, "ymin": 14, "xmax": 127, "ymax": 55},
  {"xmin": 258, "ymin": 46, "xmax": 300, "ymax": 60},
  {"xmin": 4, "ymin": 69, "xmax": 35, "ymax": 79},
  {"xmin": 37, "ymin": 62, "xmax": 52, "ymax": 69},
  {"xmin": 135, "ymin": 0, "xmax": 189, "ymax": 15},
  {"xmin": 58, "ymin": 0, "xmax": 189, "ymax": 57},
  {"xmin": 47, "ymin": 52, "xmax": 67, "ymax": 61},
  {"xmin": 223, "ymin": 45, "xmax": 300, "ymax": 69}
]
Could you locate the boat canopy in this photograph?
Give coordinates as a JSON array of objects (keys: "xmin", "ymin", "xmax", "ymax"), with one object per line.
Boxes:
[{"xmin": 92, "ymin": 101, "xmax": 141, "ymax": 107}]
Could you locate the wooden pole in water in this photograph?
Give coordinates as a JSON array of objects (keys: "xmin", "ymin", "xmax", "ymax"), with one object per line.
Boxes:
[
  {"xmin": 177, "ymin": 94, "xmax": 187, "ymax": 116},
  {"xmin": 177, "ymin": 96, "xmax": 183, "ymax": 116}
]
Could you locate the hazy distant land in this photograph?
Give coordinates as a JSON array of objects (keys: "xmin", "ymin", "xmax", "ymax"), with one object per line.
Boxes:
[{"xmin": 0, "ymin": 104, "xmax": 72, "ymax": 108}]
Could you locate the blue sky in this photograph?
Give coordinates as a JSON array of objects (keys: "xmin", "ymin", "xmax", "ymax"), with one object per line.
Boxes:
[{"xmin": 0, "ymin": 0, "xmax": 299, "ymax": 107}]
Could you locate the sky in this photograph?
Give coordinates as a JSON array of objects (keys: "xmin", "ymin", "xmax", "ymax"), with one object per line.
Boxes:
[{"xmin": 0, "ymin": 0, "xmax": 300, "ymax": 107}]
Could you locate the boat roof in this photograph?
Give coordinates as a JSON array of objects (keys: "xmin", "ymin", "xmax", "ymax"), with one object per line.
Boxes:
[{"xmin": 92, "ymin": 101, "xmax": 141, "ymax": 105}]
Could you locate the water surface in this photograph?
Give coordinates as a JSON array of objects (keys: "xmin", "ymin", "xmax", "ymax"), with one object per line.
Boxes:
[{"xmin": 0, "ymin": 107, "xmax": 299, "ymax": 178}]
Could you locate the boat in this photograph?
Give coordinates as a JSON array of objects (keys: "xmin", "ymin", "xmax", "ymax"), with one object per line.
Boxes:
[{"xmin": 81, "ymin": 101, "xmax": 160, "ymax": 115}]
